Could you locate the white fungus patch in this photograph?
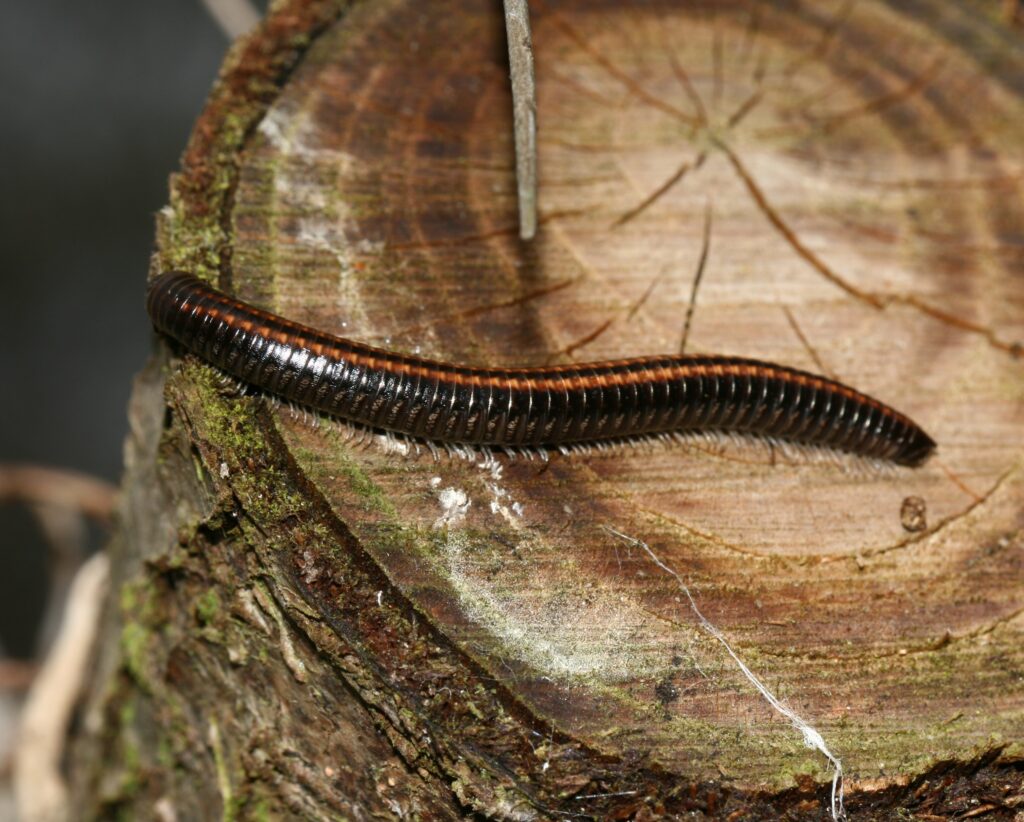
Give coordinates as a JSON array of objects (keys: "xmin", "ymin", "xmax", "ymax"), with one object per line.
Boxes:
[
  {"xmin": 257, "ymin": 105, "xmax": 292, "ymax": 152},
  {"xmin": 439, "ymin": 529, "xmax": 665, "ymax": 682},
  {"xmin": 256, "ymin": 99, "xmax": 376, "ymax": 335},
  {"xmin": 258, "ymin": 103, "xmax": 357, "ymax": 170},
  {"xmin": 433, "ymin": 486, "xmax": 471, "ymax": 530},
  {"xmin": 480, "ymin": 460, "xmax": 525, "ymax": 526},
  {"xmin": 426, "ymin": 465, "xmax": 668, "ymax": 682}
]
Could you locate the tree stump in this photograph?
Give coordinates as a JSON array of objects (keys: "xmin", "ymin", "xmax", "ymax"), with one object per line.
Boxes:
[{"xmin": 69, "ymin": 1, "xmax": 1024, "ymax": 818}]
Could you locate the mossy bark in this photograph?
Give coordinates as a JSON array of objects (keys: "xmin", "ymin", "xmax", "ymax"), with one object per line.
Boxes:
[{"xmin": 68, "ymin": 1, "xmax": 1024, "ymax": 819}]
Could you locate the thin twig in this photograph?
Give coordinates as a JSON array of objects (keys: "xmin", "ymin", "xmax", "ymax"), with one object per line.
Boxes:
[
  {"xmin": 503, "ymin": 0, "xmax": 538, "ymax": 240},
  {"xmin": 0, "ymin": 465, "xmax": 116, "ymax": 525},
  {"xmin": 0, "ymin": 661, "xmax": 37, "ymax": 692},
  {"xmin": 14, "ymin": 552, "xmax": 110, "ymax": 822},
  {"xmin": 198, "ymin": 0, "xmax": 261, "ymax": 40},
  {"xmin": 31, "ymin": 506, "xmax": 88, "ymax": 656},
  {"xmin": 1, "ymin": 465, "xmax": 116, "ymax": 656}
]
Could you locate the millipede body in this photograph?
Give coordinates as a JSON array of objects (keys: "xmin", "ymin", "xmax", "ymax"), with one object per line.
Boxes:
[{"xmin": 147, "ymin": 272, "xmax": 936, "ymax": 466}]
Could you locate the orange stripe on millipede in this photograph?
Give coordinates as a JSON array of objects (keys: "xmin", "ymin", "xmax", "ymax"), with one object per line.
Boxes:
[{"xmin": 147, "ymin": 272, "xmax": 935, "ymax": 465}]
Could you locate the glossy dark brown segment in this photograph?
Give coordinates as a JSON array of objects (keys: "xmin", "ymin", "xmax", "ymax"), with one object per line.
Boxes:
[{"xmin": 147, "ymin": 272, "xmax": 936, "ymax": 465}]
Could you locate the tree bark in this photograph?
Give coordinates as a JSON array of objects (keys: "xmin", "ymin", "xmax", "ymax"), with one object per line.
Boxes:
[{"xmin": 69, "ymin": 0, "xmax": 1024, "ymax": 819}]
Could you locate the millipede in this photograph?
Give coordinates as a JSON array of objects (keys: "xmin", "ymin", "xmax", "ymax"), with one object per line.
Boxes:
[{"xmin": 146, "ymin": 272, "xmax": 935, "ymax": 467}]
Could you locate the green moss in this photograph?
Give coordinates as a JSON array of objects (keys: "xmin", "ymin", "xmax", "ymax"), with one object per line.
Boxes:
[
  {"xmin": 117, "ymin": 574, "xmax": 168, "ymax": 693},
  {"xmin": 192, "ymin": 451, "xmax": 209, "ymax": 486},
  {"xmin": 333, "ymin": 453, "xmax": 397, "ymax": 517},
  {"xmin": 196, "ymin": 589, "xmax": 222, "ymax": 625},
  {"xmin": 160, "ymin": 191, "xmax": 226, "ymax": 277},
  {"xmin": 120, "ymin": 577, "xmax": 159, "ymax": 624},
  {"xmin": 208, "ymin": 717, "xmax": 238, "ymax": 822},
  {"xmin": 111, "ymin": 699, "xmax": 144, "ymax": 800},
  {"xmin": 179, "ymin": 367, "xmax": 308, "ymax": 527},
  {"xmin": 244, "ymin": 794, "xmax": 273, "ymax": 822},
  {"xmin": 157, "ymin": 89, "xmax": 270, "ymax": 279},
  {"xmin": 156, "ymin": 732, "xmax": 175, "ymax": 771},
  {"xmin": 120, "ymin": 622, "xmax": 154, "ymax": 690}
]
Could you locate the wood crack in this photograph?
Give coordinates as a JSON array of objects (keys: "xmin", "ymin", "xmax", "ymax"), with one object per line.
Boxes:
[{"xmin": 720, "ymin": 139, "xmax": 1022, "ymax": 357}]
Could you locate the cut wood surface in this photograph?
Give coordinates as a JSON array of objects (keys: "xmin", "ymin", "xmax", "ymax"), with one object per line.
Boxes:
[{"xmin": 69, "ymin": 1, "xmax": 1024, "ymax": 819}]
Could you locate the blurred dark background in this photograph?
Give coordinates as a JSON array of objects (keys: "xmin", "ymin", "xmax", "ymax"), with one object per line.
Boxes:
[{"xmin": 0, "ymin": 1, "xmax": 240, "ymax": 658}]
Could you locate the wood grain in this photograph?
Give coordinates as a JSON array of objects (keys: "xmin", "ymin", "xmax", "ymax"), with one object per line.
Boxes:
[{"xmin": 71, "ymin": 1, "xmax": 1024, "ymax": 818}]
